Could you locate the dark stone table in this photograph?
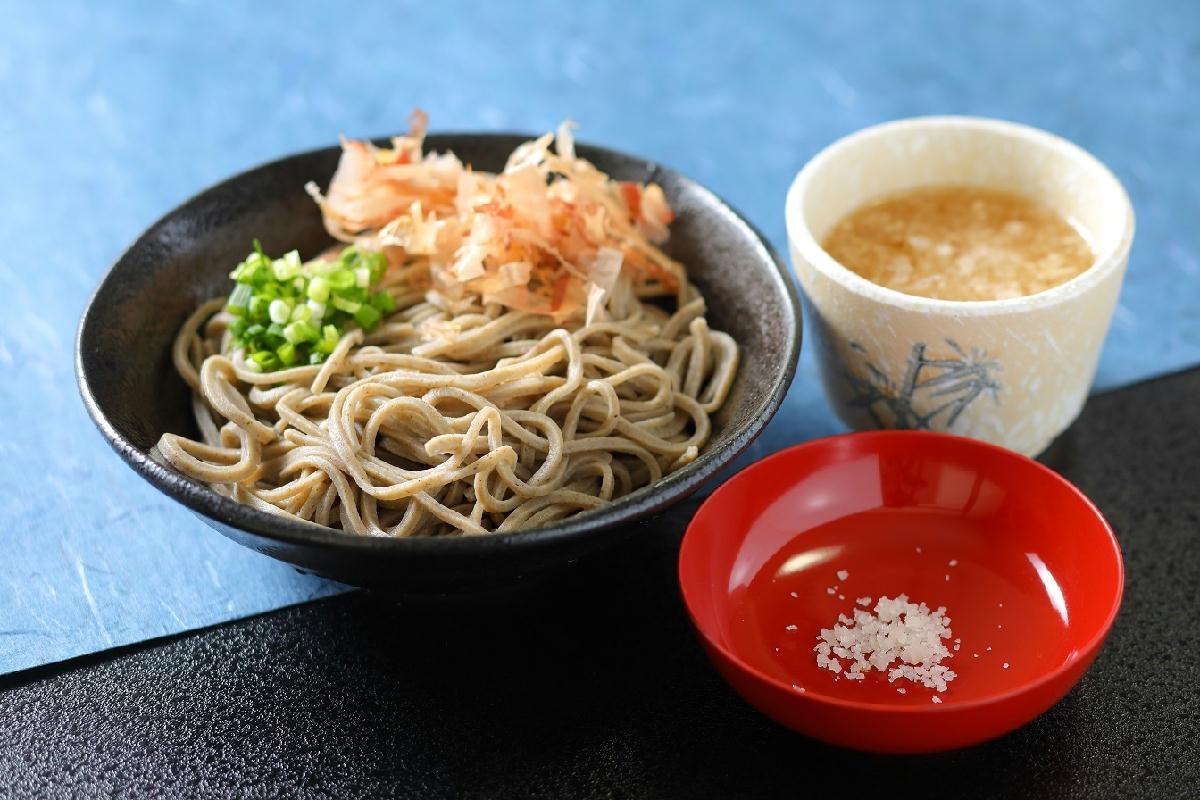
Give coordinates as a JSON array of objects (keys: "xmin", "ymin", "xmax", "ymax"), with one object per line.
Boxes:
[{"xmin": 2, "ymin": 368, "xmax": 1197, "ymax": 798}]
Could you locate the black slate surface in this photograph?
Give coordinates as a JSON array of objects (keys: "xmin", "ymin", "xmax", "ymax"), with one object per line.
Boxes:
[{"xmin": 3, "ymin": 369, "xmax": 1199, "ymax": 799}]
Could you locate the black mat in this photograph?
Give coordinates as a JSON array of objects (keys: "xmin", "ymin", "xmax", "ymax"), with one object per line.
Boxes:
[{"xmin": 3, "ymin": 369, "xmax": 1198, "ymax": 799}]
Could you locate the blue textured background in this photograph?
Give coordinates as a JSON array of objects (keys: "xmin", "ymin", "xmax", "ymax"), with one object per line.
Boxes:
[{"xmin": 1, "ymin": 0, "xmax": 1197, "ymax": 675}]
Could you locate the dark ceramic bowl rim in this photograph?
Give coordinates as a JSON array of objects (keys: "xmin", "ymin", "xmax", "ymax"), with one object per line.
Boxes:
[{"xmin": 76, "ymin": 132, "xmax": 803, "ymax": 555}]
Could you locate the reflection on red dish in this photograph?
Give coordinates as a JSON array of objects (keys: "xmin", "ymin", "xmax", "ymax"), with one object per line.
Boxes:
[{"xmin": 678, "ymin": 430, "xmax": 1123, "ymax": 753}]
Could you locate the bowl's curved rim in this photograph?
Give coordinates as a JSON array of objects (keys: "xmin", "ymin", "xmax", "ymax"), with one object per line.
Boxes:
[
  {"xmin": 76, "ymin": 132, "xmax": 803, "ymax": 556},
  {"xmin": 677, "ymin": 429, "xmax": 1125, "ymax": 714}
]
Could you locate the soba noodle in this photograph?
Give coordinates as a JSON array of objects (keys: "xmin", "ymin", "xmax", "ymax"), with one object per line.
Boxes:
[{"xmin": 155, "ymin": 120, "xmax": 739, "ymax": 537}]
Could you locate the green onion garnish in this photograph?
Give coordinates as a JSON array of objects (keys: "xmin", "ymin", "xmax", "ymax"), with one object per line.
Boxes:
[
  {"xmin": 353, "ymin": 304, "xmax": 382, "ymax": 330},
  {"xmin": 283, "ymin": 319, "xmax": 318, "ymax": 345},
  {"xmin": 307, "ymin": 276, "xmax": 331, "ymax": 303},
  {"xmin": 268, "ymin": 299, "xmax": 291, "ymax": 324},
  {"xmin": 227, "ymin": 283, "xmax": 253, "ymax": 315},
  {"xmin": 276, "ymin": 342, "xmax": 298, "ymax": 366},
  {"xmin": 372, "ymin": 290, "xmax": 396, "ymax": 313},
  {"xmin": 224, "ymin": 245, "xmax": 391, "ymax": 371}
]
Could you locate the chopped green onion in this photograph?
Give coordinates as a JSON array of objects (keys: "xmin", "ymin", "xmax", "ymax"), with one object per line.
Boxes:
[
  {"xmin": 276, "ymin": 342, "xmax": 297, "ymax": 366},
  {"xmin": 227, "ymin": 283, "xmax": 253, "ymax": 315},
  {"xmin": 307, "ymin": 276, "xmax": 331, "ymax": 303},
  {"xmin": 268, "ymin": 299, "xmax": 291, "ymax": 324},
  {"xmin": 223, "ymin": 242, "xmax": 392, "ymax": 372},
  {"xmin": 371, "ymin": 290, "xmax": 396, "ymax": 313},
  {"xmin": 284, "ymin": 320, "xmax": 319, "ymax": 344},
  {"xmin": 272, "ymin": 250, "xmax": 302, "ymax": 280},
  {"xmin": 272, "ymin": 260, "xmax": 296, "ymax": 281},
  {"xmin": 367, "ymin": 253, "xmax": 387, "ymax": 283},
  {"xmin": 327, "ymin": 269, "xmax": 356, "ymax": 290},
  {"xmin": 232, "ymin": 255, "xmax": 270, "ymax": 285},
  {"xmin": 248, "ymin": 296, "xmax": 270, "ymax": 319},
  {"xmin": 249, "ymin": 350, "xmax": 280, "ymax": 371},
  {"xmin": 339, "ymin": 286, "xmax": 369, "ymax": 303},
  {"xmin": 353, "ymin": 304, "xmax": 382, "ymax": 330}
]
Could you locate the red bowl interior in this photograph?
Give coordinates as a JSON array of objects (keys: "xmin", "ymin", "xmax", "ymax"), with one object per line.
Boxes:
[{"xmin": 678, "ymin": 430, "xmax": 1123, "ymax": 753}]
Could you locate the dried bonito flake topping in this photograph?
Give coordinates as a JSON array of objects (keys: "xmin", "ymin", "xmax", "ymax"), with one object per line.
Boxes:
[{"xmin": 306, "ymin": 112, "xmax": 682, "ymax": 324}]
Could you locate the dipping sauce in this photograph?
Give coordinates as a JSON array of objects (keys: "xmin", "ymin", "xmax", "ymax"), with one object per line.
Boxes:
[{"xmin": 822, "ymin": 186, "xmax": 1095, "ymax": 301}]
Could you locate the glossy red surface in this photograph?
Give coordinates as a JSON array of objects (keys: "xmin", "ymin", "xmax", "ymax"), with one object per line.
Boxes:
[{"xmin": 678, "ymin": 431, "xmax": 1123, "ymax": 753}]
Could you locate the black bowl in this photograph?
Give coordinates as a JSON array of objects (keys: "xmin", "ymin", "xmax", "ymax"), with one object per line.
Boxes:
[{"xmin": 76, "ymin": 134, "xmax": 802, "ymax": 591}]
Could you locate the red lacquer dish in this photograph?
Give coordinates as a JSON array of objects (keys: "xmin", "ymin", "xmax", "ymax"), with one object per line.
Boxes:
[{"xmin": 678, "ymin": 430, "xmax": 1123, "ymax": 753}]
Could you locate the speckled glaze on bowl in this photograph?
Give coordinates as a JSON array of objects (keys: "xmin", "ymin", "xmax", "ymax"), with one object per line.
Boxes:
[{"xmin": 76, "ymin": 134, "xmax": 802, "ymax": 591}]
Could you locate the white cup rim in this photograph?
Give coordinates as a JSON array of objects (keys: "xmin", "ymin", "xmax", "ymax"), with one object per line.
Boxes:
[{"xmin": 784, "ymin": 115, "xmax": 1136, "ymax": 316}]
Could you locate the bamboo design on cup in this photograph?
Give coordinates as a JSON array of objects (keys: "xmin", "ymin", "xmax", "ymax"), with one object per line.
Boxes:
[{"xmin": 842, "ymin": 339, "xmax": 1002, "ymax": 430}]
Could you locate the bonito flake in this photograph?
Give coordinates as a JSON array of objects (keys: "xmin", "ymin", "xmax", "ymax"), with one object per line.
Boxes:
[{"xmin": 306, "ymin": 111, "xmax": 681, "ymax": 325}]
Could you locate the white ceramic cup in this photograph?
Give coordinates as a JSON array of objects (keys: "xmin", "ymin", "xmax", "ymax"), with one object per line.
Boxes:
[{"xmin": 785, "ymin": 116, "xmax": 1135, "ymax": 456}]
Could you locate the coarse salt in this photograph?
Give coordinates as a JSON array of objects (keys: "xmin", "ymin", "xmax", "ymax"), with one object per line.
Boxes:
[
  {"xmin": 949, "ymin": 559, "xmax": 958, "ymax": 567},
  {"xmin": 932, "ymin": 696, "xmax": 942, "ymax": 704},
  {"xmin": 856, "ymin": 596, "xmax": 872, "ymax": 606},
  {"xmin": 813, "ymin": 594, "xmax": 957, "ymax": 692},
  {"xmin": 836, "ymin": 570, "xmax": 850, "ymax": 581}
]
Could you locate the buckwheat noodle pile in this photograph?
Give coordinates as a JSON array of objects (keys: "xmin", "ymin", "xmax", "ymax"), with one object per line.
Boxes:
[{"xmin": 155, "ymin": 114, "xmax": 739, "ymax": 537}]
